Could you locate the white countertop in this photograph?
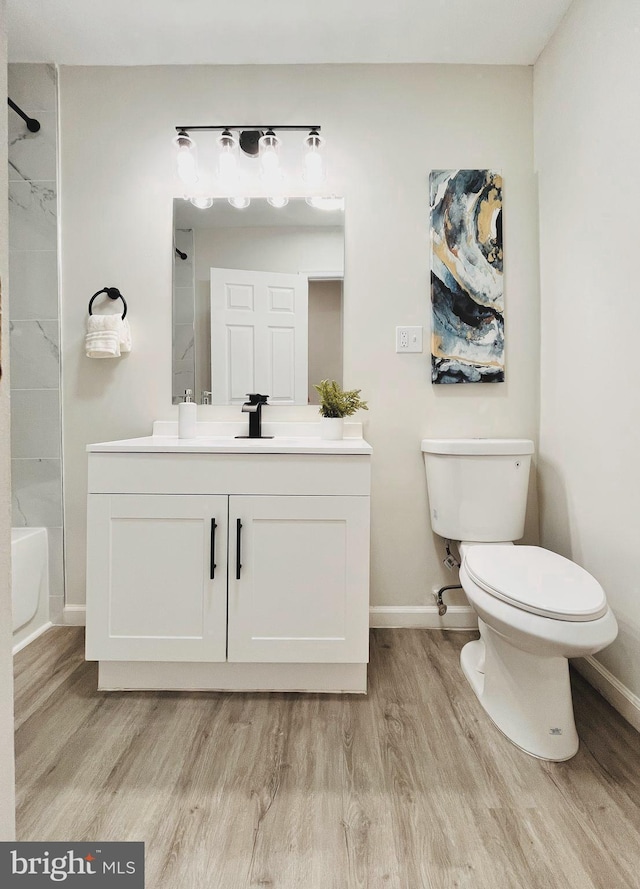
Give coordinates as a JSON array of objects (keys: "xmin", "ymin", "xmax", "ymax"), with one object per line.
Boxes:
[{"xmin": 87, "ymin": 421, "xmax": 372, "ymax": 456}]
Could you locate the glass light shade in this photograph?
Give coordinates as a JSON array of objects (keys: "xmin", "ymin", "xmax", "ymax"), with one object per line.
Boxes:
[
  {"xmin": 303, "ymin": 129, "xmax": 325, "ymax": 186},
  {"xmin": 267, "ymin": 196, "xmax": 289, "ymax": 208},
  {"xmin": 217, "ymin": 129, "xmax": 239, "ymax": 191},
  {"xmin": 190, "ymin": 196, "xmax": 214, "ymax": 209},
  {"xmin": 259, "ymin": 130, "xmax": 281, "ymax": 179},
  {"xmin": 174, "ymin": 132, "xmax": 198, "ymax": 187},
  {"xmin": 228, "ymin": 196, "xmax": 251, "ymax": 209}
]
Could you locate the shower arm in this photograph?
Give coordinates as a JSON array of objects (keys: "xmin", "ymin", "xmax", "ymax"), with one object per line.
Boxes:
[{"xmin": 8, "ymin": 97, "xmax": 40, "ymax": 133}]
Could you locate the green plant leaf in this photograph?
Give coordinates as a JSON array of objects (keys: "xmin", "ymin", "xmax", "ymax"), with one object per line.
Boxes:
[{"xmin": 314, "ymin": 379, "xmax": 369, "ymax": 418}]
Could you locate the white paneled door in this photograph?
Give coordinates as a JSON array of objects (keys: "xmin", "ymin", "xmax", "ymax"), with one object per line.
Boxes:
[{"xmin": 210, "ymin": 268, "xmax": 308, "ymax": 405}]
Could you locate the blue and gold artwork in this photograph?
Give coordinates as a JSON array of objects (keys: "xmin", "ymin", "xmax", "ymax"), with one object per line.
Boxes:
[{"xmin": 430, "ymin": 169, "xmax": 504, "ymax": 384}]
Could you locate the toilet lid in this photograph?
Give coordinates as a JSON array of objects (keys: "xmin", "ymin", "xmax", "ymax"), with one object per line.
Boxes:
[{"xmin": 463, "ymin": 546, "xmax": 608, "ymax": 622}]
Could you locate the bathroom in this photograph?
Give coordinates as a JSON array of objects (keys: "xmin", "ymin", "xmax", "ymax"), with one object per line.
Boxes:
[{"xmin": 1, "ymin": 0, "xmax": 639, "ymax": 885}]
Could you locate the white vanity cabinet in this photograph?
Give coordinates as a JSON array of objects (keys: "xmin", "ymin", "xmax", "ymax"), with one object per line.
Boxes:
[{"xmin": 85, "ymin": 425, "xmax": 372, "ymax": 693}]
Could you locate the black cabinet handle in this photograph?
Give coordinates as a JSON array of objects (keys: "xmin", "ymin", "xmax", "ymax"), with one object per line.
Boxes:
[
  {"xmin": 236, "ymin": 518, "xmax": 242, "ymax": 580},
  {"xmin": 210, "ymin": 518, "xmax": 217, "ymax": 579}
]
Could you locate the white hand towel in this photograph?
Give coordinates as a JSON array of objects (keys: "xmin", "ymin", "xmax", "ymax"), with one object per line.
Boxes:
[
  {"xmin": 119, "ymin": 317, "xmax": 132, "ymax": 352},
  {"xmin": 86, "ymin": 329, "xmax": 120, "ymax": 358},
  {"xmin": 86, "ymin": 314, "xmax": 123, "ymax": 358}
]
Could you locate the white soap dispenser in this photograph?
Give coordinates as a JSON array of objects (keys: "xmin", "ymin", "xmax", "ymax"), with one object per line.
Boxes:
[{"xmin": 178, "ymin": 389, "xmax": 197, "ymax": 439}]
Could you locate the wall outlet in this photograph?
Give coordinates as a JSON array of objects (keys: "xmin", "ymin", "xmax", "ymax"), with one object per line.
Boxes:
[{"xmin": 396, "ymin": 326, "xmax": 423, "ymax": 353}]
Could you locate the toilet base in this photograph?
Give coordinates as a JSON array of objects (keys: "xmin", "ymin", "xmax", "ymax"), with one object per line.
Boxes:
[{"xmin": 461, "ymin": 621, "xmax": 579, "ymax": 761}]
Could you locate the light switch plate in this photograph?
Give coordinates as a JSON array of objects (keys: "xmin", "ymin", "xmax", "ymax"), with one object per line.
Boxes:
[{"xmin": 396, "ymin": 326, "xmax": 423, "ymax": 353}]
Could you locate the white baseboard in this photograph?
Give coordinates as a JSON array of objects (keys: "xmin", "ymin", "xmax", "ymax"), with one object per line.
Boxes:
[
  {"xmin": 370, "ymin": 605, "xmax": 478, "ymax": 630},
  {"xmin": 573, "ymin": 656, "xmax": 640, "ymax": 734},
  {"xmin": 63, "ymin": 605, "xmax": 86, "ymax": 626},
  {"xmin": 12, "ymin": 621, "xmax": 53, "ymax": 656},
  {"xmin": 65, "ymin": 605, "xmax": 474, "ymax": 632}
]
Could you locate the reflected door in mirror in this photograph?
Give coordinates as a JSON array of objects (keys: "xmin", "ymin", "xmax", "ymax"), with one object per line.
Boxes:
[{"xmin": 210, "ymin": 267, "xmax": 309, "ymax": 405}]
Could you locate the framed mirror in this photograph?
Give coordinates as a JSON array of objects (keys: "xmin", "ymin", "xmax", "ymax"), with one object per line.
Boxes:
[{"xmin": 172, "ymin": 198, "xmax": 345, "ymax": 405}]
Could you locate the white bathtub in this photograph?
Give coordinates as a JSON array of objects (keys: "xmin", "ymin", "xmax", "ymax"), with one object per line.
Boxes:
[{"xmin": 12, "ymin": 527, "xmax": 50, "ymax": 652}]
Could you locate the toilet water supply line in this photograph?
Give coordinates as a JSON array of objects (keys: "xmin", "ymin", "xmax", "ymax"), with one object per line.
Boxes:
[{"xmin": 433, "ymin": 540, "xmax": 462, "ymax": 616}]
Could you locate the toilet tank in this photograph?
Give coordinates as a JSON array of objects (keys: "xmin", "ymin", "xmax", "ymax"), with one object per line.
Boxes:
[{"xmin": 421, "ymin": 439, "xmax": 534, "ymax": 542}]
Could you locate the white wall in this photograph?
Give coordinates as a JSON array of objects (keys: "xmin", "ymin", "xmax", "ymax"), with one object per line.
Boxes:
[
  {"xmin": 194, "ymin": 226, "xmax": 343, "ymax": 277},
  {"xmin": 0, "ymin": 0, "xmax": 17, "ymax": 840},
  {"xmin": 59, "ymin": 63, "xmax": 540, "ymax": 612},
  {"xmin": 535, "ymin": 0, "xmax": 640, "ymax": 697}
]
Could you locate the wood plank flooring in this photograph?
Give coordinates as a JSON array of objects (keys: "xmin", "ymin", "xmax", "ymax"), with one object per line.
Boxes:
[{"xmin": 13, "ymin": 628, "xmax": 640, "ymax": 889}]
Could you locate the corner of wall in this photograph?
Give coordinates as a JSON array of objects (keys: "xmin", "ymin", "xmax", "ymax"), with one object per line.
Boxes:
[{"xmin": 0, "ymin": 0, "xmax": 18, "ymax": 841}]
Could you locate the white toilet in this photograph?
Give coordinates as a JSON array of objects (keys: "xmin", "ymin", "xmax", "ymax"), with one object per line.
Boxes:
[{"xmin": 421, "ymin": 438, "xmax": 618, "ymax": 761}]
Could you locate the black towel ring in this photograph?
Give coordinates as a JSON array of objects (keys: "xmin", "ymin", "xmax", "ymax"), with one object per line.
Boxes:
[{"xmin": 88, "ymin": 287, "xmax": 127, "ymax": 320}]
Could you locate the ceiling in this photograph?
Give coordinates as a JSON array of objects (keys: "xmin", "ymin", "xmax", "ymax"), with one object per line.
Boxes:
[{"xmin": 8, "ymin": 0, "xmax": 573, "ymax": 67}]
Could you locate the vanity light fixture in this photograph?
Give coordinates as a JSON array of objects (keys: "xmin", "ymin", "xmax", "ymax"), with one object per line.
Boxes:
[
  {"xmin": 174, "ymin": 129, "xmax": 198, "ymax": 187},
  {"xmin": 174, "ymin": 124, "xmax": 324, "ymax": 205}
]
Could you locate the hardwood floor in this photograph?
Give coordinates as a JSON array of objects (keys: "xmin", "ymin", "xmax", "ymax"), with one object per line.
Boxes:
[{"xmin": 13, "ymin": 628, "xmax": 640, "ymax": 888}]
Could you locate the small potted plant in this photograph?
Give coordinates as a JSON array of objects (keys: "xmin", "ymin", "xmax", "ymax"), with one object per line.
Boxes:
[{"xmin": 314, "ymin": 379, "xmax": 368, "ymax": 440}]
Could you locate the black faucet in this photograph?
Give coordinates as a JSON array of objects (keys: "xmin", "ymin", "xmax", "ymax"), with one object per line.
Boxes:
[{"xmin": 236, "ymin": 393, "xmax": 273, "ymax": 439}]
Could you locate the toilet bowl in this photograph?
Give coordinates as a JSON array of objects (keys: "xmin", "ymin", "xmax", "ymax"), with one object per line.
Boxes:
[
  {"xmin": 421, "ymin": 438, "xmax": 618, "ymax": 761},
  {"xmin": 458, "ymin": 543, "xmax": 618, "ymax": 760}
]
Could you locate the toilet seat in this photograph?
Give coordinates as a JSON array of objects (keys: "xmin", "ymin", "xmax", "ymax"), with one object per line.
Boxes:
[{"xmin": 463, "ymin": 545, "xmax": 608, "ymax": 622}]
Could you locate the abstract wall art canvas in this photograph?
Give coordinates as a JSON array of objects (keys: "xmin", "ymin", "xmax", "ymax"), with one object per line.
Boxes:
[{"xmin": 430, "ymin": 169, "xmax": 504, "ymax": 384}]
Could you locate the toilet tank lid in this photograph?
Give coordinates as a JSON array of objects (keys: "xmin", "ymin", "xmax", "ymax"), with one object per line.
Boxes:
[{"xmin": 421, "ymin": 438, "xmax": 534, "ymax": 456}]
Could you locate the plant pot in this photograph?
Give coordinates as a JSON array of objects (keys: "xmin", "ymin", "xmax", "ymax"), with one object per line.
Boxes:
[{"xmin": 319, "ymin": 417, "xmax": 344, "ymax": 440}]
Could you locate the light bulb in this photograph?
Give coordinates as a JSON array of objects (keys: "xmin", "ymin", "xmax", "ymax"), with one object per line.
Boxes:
[
  {"xmin": 190, "ymin": 196, "xmax": 214, "ymax": 209},
  {"xmin": 174, "ymin": 130, "xmax": 198, "ymax": 187},
  {"xmin": 303, "ymin": 129, "xmax": 325, "ymax": 187},
  {"xmin": 228, "ymin": 196, "xmax": 251, "ymax": 209},
  {"xmin": 267, "ymin": 196, "xmax": 289, "ymax": 208},
  {"xmin": 259, "ymin": 130, "xmax": 281, "ymax": 180},
  {"xmin": 217, "ymin": 129, "xmax": 239, "ymax": 191}
]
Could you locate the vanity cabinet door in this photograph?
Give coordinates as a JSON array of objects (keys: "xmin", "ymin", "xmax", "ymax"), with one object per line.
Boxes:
[
  {"xmin": 227, "ymin": 495, "xmax": 370, "ymax": 663},
  {"xmin": 86, "ymin": 494, "xmax": 228, "ymax": 662}
]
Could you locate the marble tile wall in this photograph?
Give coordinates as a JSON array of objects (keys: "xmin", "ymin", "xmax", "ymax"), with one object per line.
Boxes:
[
  {"xmin": 8, "ymin": 64, "xmax": 63, "ymax": 623},
  {"xmin": 172, "ymin": 228, "xmax": 196, "ymax": 402}
]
